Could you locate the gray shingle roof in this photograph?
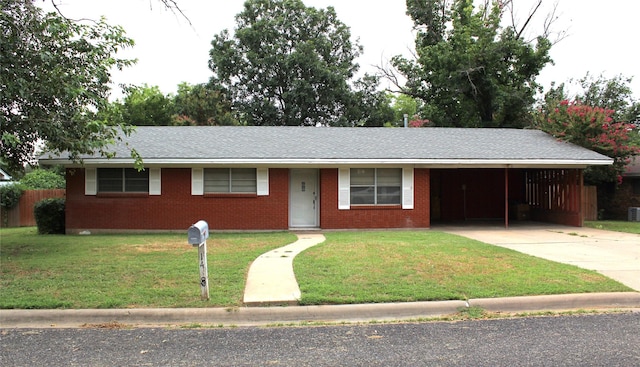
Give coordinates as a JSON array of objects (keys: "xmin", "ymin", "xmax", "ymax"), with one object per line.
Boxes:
[{"xmin": 40, "ymin": 126, "xmax": 613, "ymax": 166}]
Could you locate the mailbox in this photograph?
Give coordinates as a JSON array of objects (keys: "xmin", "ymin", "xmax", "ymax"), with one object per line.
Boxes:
[{"xmin": 188, "ymin": 220, "xmax": 209, "ymax": 246}]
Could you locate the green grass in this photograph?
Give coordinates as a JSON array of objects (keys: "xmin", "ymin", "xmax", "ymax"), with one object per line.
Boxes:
[
  {"xmin": 584, "ymin": 220, "xmax": 640, "ymax": 234},
  {"xmin": 0, "ymin": 228, "xmax": 296, "ymax": 309},
  {"xmin": 1, "ymin": 228, "xmax": 631, "ymax": 310},
  {"xmin": 294, "ymin": 231, "xmax": 631, "ymax": 305}
]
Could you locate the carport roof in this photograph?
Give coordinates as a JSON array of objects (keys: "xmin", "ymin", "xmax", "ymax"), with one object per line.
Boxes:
[{"xmin": 39, "ymin": 126, "xmax": 613, "ymax": 168}]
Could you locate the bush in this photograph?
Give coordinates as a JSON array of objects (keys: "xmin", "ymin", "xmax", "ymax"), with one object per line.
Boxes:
[
  {"xmin": 34, "ymin": 198, "xmax": 65, "ymax": 234},
  {"xmin": 0, "ymin": 183, "xmax": 24, "ymax": 210},
  {"xmin": 20, "ymin": 168, "xmax": 65, "ymax": 189}
]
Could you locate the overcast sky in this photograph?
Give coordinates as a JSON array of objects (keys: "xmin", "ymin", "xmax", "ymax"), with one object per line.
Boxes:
[{"xmin": 41, "ymin": 0, "xmax": 639, "ymax": 100}]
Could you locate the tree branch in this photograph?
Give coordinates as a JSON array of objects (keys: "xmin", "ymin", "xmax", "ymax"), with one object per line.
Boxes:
[
  {"xmin": 49, "ymin": 0, "xmax": 192, "ymax": 26},
  {"xmin": 155, "ymin": 0, "xmax": 192, "ymax": 26},
  {"xmin": 542, "ymin": 2, "xmax": 568, "ymax": 45},
  {"xmin": 515, "ymin": 0, "xmax": 542, "ymax": 40}
]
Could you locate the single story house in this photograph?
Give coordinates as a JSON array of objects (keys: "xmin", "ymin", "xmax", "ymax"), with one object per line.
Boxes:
[{"xmin": 39, "ymin": 126, "xmax": 613, "ymax": 233}]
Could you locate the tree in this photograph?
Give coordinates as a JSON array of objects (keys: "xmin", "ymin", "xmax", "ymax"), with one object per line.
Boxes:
[
  {"xmin": 342, "ymin": 75, "xmax": 395, "ymax": 127},
  {"xmin": 1, "ymin": 0, "xmax": 136, "ymax": 172},
  {"xmin": 20, "ymin": 168, "xmax": 65, "ymax": 189},
  {"xmin": 536, "ymin": 74, "xmax": 640, "ymax": 184},
  {"xmin": 208, "ymin": 0, "xmax": 363, "ymax": 126},
  {"xmin": 569, "ymin": 73, "xmax": 639, "ymax": 125},
  {"xmin": 120, "ymin": 84, "xmax": 174, "ymax": 126},
  {"xmin": 533, "ymin": 99, "xmax": 640, "ymax": 184},
  {"xmin": 386, "ymin": 94, "xmax": 423, "ymax": 127},
  {"xmin": 46, "ymin": 0, "xmax": 191, "ymax": 24},
  {"xmin": 388, "ymin": 0, "xmax": 552, "ymax": 127},
  {"xmin": 172, "ymin": 82, "xmax": 236, "ymax": 126}
]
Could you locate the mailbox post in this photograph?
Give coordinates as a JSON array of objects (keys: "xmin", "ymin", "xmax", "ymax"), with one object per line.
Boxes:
[{"xmin": 188, "ymin": 220, "xmax": 210, "ymax": 300}]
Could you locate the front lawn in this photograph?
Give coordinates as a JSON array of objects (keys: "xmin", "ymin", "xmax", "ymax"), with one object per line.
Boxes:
[
  {"xmin": 294, "ymin": 231, "xmax": 631, "ymax": 305},
  {"xmin": 584, "ymin": 220, "xmax": 640, "ymax": 234},
  {"xmin": 1, "ymin": 228, "xmax": 630, "ymax": 309},
  {"xmin": 0, "ymin": 228, "xmax": 296, "ymax": 309}
]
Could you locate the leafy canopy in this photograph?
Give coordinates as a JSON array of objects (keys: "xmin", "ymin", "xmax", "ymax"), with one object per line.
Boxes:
[
  {"xmin": 534, "ymin": 100, "xmax": 640, "ymax": 184},
  {"xmin": 20, "ymin": 168, "xmax": 65, "ymax": 189},
  {"xmin": 544, "ymin": 73, "xmax": 640, "ymax": 126},
  {"xmin": 535, "ymin": 73, "xmax": 640, "ymax": 184},
  {"xmin": 1, "ymin": 0, "xmax": 136, "ymax": 172},
  {"xmin": 172, "ymin": 82, "xmax": 237, "ymax": 126},
  {"xmin": 208, "ymin": 0, "xmax": 364, "ymax": 126},
  {"xmin": 120, "ymin": 84, "xmax": 174, "ymax": 126},
  {"xmin": 100, "ymin": 82, "xmax": 237, "ymax": 127},
  {"xmin": 391, "ymin": 0, "xmax": 552, "ymax": 127}
]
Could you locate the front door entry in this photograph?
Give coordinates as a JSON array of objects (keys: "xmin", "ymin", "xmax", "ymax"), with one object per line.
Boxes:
[{"xmin": 289, "ymin": 169, "xmax": 319, "ymax": 228}]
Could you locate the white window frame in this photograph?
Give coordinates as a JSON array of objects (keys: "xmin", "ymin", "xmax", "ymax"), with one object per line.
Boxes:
[
  {"xmin": 338, "ymin": 167, "xmax": 413, "ymax": 210},
  {"xmin": 192, "ymin": 168, "xmax": 269, "ymax": 196},
  {"xmin": 86, "ymin": 167, "xmax": 159, "ymax": 195},
  {"xmin": 350, "ymin": 168, "xmax": 402, "ymax": 206}
]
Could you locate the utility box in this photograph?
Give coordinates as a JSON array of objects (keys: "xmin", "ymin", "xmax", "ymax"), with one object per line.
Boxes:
[
  {"xmin": 629, "ymin": 207, "xmax": 640, "ymax": 222},
  {"xmin": 188, "ymin": 220, "xmax": 209, "ymax": 245}
]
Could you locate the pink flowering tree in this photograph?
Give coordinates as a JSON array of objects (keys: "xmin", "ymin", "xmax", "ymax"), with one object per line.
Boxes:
[
  {"xmin": 534, "ymin": 100, "xmax": 640, "ymax": 184},
  {"xmin": 408, "ymin": 115, "xmax": 432, "ymax": 128}
]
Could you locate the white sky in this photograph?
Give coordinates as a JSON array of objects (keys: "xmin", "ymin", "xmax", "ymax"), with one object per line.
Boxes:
[{"xmin": 41, "ymin": 0, "xmax": 639, "ymax": 100}]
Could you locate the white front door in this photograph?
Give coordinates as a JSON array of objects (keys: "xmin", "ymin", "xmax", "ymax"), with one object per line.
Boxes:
[{"xmin": 289, "ymin": 169, "xmax": 319, "ymax": 228}]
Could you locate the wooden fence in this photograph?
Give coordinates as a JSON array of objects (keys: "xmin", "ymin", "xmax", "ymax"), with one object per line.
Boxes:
[
  {"xmin": 582, "ymin": 185, "xmax": 598, "ymax": 221},
  {"xmin": 0, "ymin": 189, "xmax": 66, "ymax": 227}
]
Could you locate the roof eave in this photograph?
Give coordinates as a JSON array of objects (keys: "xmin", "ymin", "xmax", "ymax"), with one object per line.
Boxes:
[{"xmin": 40, "ymin": 157, "xmax": 614, "ymax": 169}]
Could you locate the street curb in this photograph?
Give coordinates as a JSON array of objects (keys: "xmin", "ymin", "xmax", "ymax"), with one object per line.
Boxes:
[
  {"xmin": 469, "ymin": 292, "xmax": 640, "ymax": 312},
  {"xmin": 1, "ymin": 292, "xmax": 639, "ymax": 328}
]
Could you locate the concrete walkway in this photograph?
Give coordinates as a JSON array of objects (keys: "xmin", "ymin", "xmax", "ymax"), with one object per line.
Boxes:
[
  {"xmin": 243, "ymin": 233, "xmax": 326, "ymax": 306},
  {"xmin": 438, "ymin": 223, "xmax": 640, "ymax": 291}
]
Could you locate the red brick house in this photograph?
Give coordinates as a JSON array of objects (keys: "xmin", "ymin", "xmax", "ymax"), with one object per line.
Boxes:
[{"xmin": 39, "ymin": 126, "xmax": 612, "ymax": 233}]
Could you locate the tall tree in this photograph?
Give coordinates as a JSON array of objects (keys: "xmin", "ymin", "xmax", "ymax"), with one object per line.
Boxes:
[
  {"xmin": 342, "ymin": 75, "xmax": 395, "ymax": 127},
  {"xmin": 388, "ymin": 94, "xmax": 423, "ymax": 127},
  {"xmin": 172, "ymin": 82, "xmax": 236, "ymax": 126},
  {"xmin": 208, "ymin": 0, "xmax": 363, "ymax": 126},
  {"xmin": 389, "ymin": 0, "xmax": 552, "ymax": 127},
  {"xmin": 573, "ymin": 73, "xmax": 639, "ymax": 125},
  {"xmin": 119, "ymin": 84, "xmax": 174, "ymax": 126},
  {"xmin": 534, "ymin": 99, "xmax": 640, "ymax": 185},
  {"xmin": 536, "ymin": 73, "xmax": 640, "ymax": 184},
  {"xmin": 1, "ymin": 0, "xmax": 135, "ymax": 171}
]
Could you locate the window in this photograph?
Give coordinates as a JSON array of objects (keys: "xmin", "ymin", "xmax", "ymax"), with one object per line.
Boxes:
[
  {"xmin": 97, "ymin": 168, "xmax": 149, "ymax": 193},
  {"xmin": 350, "ymin": 168, "xmax": 401, "ymax": 205},
  {"xmin": 204, "ymin": 168, "xmax": 257, "ymax": 193}
]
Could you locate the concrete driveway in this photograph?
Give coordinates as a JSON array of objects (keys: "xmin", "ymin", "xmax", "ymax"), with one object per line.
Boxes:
[{"xmin": 437, "ymin": 223, "xmax": 640, "ymax": 292}]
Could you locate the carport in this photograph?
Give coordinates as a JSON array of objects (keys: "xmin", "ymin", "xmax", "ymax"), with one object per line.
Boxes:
[{"xmin": 431, "ymin": 168, "xmax": 584, "ymax": 228}]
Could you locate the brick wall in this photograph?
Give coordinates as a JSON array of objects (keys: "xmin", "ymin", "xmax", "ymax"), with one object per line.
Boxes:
[
  {"xmin": 600, "ymin": 178, "xmax": 640, "ymax": 220},
  {"xmin": 319, "ymin": 168, "xmax": 430, "ymax": 229},
  {"xmin": 65, "ymin": 168, "xmax": 290, "ymax": 232},
  {"xmin": 66, "ymin": 167, "xmax": 431, "ymax": 232}
]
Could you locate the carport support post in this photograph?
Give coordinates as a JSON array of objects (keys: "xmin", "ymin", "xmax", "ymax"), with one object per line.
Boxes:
[
  {"xmin": 504, "ymin": 168, "xmax": 509, "ymax": 229},
  {"xmin": 198, "ymin": 241, "xmax": 210, "ymax": 300}
]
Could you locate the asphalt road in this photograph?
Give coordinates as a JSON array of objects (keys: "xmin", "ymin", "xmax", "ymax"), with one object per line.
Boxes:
[{"xmin": 2, "ymin": 312, "xmax": 639, "ymax": 366}]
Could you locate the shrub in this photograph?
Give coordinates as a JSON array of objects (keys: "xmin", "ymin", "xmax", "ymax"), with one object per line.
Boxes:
[
  {"xmin": 20, "ymin": 169, "xmax": 65, "ymax": 189},
  {"xmin": 0, "ymin": 183, "xmax": 24, "ymax": 210},
  {"xmin": 34, "ymin": 198, "xmax": 65, "ymax": 234}
]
